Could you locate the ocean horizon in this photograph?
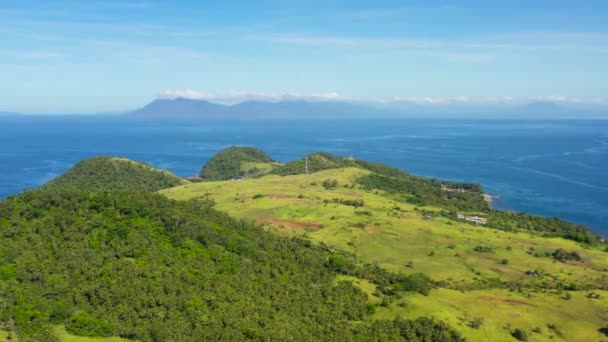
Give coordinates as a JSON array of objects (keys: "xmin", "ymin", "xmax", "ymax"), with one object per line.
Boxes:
[{"xmin": 1, "ymin": 116, "xmax": 606, "ymax": 235}]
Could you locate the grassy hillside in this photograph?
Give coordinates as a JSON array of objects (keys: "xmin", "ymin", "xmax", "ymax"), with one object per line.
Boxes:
[
  {"xmin": 272, "ymin": 152, "xmax": 489, "ymax": 212},
  {"xmin": 271, "ymin": 152, "xmax": 355, "ymax": 176},
  {"xmin": 199, "ymin": 146, "xmax": 279, "ymax": 180},
  {"xmin": 0, "ymin": 189, "xmax": 463, "ymax": 341},
  {"xmin": 162, "ymin": 167, "xmax": 608, "ymax": 341},
  {"xmin": 42, "ymin": 157, "xmax": 188, "ymax": 193}
]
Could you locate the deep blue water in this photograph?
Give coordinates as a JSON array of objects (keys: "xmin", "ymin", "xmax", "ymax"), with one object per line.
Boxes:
[{"xmin": 1, "ymin": 116, "xmax": 607, "ymax": 235}]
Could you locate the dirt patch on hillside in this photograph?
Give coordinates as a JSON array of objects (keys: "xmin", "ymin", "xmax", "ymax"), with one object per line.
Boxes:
[
  {"xmin": 478, "ymin": 296, "xmax": 534, "ymax": 307},
  {"xmin": 367, "ymin": 226, "xmax": 383, "ymax": 234},
  {"xmin": 258, "ymin": 218, "xmax": 322, "ymax": 229},
  {"xmin": 267, "ymin": 194, "xmax": 294, "ymax": 199}
]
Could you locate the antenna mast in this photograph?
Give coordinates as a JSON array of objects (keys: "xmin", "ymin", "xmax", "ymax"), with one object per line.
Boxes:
[{"xmin": 305, "ymin": 156, "xmax": 309, "ymax": 175}]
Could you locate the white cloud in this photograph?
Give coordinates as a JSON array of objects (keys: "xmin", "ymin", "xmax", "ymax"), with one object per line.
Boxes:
[
  {"xmin": 157, "ymin": 90, "xmax": 606, "ymax": 106},
  {"xmin": 256, "ymin": 31, "xmax": 608, "ymax": 56},
  {"xmin": 533, "ymin": 95, "xmax": 571, "ymax": 102},
  {"xmin": 158, "ymin": 90, "xmax": 350, "ymax": 103},
  {"xmin": 342, "ymin": 5, "xmax": 457, "ymax": 20}
]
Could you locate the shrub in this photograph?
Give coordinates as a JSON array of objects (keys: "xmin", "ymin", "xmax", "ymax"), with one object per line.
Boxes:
[
  {"xmin": 468, "ymin": 317, "xmax": 484, "ymax": 329},
  {"xmin": 366, "ymin": 304, "xmax": 377, "ymax": 315},
  {"xmin": 65, "ymin": 311, "xmax": 113, "ymax": 337},
  {"xmin": 395, "ymin": 273, "xmax": 434, "ymax": 296},
  {"xmin": 499, "ymin": 259, "xmax": 509, "ymax": 265},
  {"xmin": 552, "ymin": 248, "xmax": 582, "ymax": 262},
  {"xmin": 511, "ymin": 328, "xmax": 528, "ymax": 341},
  {"xmin": 473, "ymin": 245, "xmax": 493, "ymax": 253},
  {"xmin": 547, "ymin": 323, "xmax": 563, "ymax": 337},
  {"xmin": 322, "ymin": 179, "xmax": 339, "ymax": 190},
  {"xmin": 252, "ymin": 194, "xmax": 264, "ymax": 199}
]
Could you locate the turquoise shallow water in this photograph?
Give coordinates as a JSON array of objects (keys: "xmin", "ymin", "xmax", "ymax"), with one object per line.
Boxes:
[{"xmin": 1, "ymin": 116, "xmax": 607, "ymax": 234}]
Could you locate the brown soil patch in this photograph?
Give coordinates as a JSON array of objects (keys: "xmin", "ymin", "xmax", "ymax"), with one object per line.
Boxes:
[
  {"xmin": 258, "ymin": 218, "xmax": 322, "ymax": 229},
  {"xmin": 267, "ymin": 195, "xmax": 294, "ymax": 199},
  {"xmin": 367, "ymin": 226, "xmax": 383, "ymax": 234},
  {"xmin": 479, "ymin": 296, "xmax": 534, "ymax": 307}
]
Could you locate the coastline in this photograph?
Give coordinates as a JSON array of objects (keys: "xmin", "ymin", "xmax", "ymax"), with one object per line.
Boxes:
[{"xmin": 483, "ymin": 193, "xmax": 500, "ymax": 206}]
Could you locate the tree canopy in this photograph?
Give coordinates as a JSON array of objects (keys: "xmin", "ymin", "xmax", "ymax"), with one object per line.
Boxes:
[
  {"xmin": 199, "ymin": 146, "xmax": 275, "ymax": 180},
  {"xmin": 42, "ymin": 157, "xmax": 188, "ymax": 193},
  {"xmin": 0, "ymin": 190, "xmax": 462, "ymax": 341}
]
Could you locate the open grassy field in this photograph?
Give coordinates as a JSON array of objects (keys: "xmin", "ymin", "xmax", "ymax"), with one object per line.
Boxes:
[
  {"xmin": 0, "ymin": 326, "xmax": 133, "ymax": 342},
  {"xmin": 240, "ymin": 161, "xmax": 283, "ymax": 177},
  {"xmin": 161, "ymin": 167, "xmax": 608, "ymax": 341},
  {"xmin": 52, "ymin": 326, "xmax": 133, "ymax": 342}
]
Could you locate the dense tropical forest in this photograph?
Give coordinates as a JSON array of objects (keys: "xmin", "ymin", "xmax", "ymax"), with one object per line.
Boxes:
[
  {"xmin": 0, "ymin": 189, "xmax": 463, "ymax": 341},
  {"xmin": 42, "ymin": 157, "xmax": 188, "ymax": 193},
  {"xmin": 198, "ymin": 146, "xmax": 275, "ymax": 181}
]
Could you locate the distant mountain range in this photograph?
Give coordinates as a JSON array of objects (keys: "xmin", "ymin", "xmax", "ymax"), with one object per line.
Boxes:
[
  {"xmin": 129, "ymin": 98, "xmax": 387, "ymax": 119},
  {"xmin": 129, "ymin": 98, "xmax": 608, "ymax": 120},
  {"xmin": 3, "ymin": 99, "xmax": 607, "ymax": 119}
]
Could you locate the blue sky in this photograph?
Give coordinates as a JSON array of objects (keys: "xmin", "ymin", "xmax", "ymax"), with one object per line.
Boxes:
[{"xmin": 1, "ymin": 0, "xmax": 607, "ymax": 113}]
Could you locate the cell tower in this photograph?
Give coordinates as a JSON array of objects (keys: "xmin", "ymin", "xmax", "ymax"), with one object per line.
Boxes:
[{"xmin": 305, "ymin": 156, "xmax": 309, "ymax": 175}]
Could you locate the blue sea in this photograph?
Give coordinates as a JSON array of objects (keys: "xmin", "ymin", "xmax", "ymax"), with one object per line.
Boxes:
[{"xmin": 1, "ymin": 116, "xmax": 607, "ymax": 235}]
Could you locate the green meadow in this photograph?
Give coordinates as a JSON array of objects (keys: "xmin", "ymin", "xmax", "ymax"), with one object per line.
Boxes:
[
  {"xmin": 0, "ymin": 326, "xmax": 132, "ymax": 342},
  {"xmin": 162, "ymin": 167, "xmax": 608, "ymax": 341},
  {"xmin": 52, "ymin": 326, "xmax": 132, "ymax": 342}
]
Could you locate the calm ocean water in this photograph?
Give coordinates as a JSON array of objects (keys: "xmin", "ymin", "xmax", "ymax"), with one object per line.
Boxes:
[{"xmin": 1, "ymin": 116, "xmax": 607, "ymax": 235}]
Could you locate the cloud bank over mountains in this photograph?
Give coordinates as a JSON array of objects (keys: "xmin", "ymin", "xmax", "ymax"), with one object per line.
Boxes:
[
  {"xmin": 158, "ymin": 89, "xmax": 607, "ymax": 107},
  {"xmin": 158, "ymin": 90, "xmax": 349, "ymax": 104}
]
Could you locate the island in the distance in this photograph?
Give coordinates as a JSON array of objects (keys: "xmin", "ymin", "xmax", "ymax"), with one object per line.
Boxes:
[{"xmin": 0, "ymin": 146, "xmax": 606, "ymax": 341}]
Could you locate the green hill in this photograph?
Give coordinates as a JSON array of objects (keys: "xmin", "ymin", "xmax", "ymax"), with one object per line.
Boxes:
[
  {"xmin": 163, "ymin": 151, "xmax": 607, "ymax": 341},
  {"xmin": 3, "ymin": 148, "xmax": 606, "ymax": 341},
  {"xmin": 0, "ymin": 190, "xmax": 462, "ymax": 341},
  {"xmin": 42, "ymin": 157, "xmax": 188, "ymax": 192},
  {"xmin": 199, "ymin": 146, "xmax": 279, "ymax": 180},
  {"xmin": 271, "ymin": 152, "xmax": 356, "ymax": 176},
  {"xmin": 272, "ymin": 152, "xmax": 487, "ymax": 211}
]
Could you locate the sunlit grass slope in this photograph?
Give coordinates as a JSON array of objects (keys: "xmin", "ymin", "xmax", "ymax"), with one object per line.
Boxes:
[
  {"xmin": 162, "ymin": 167, "xmax": 608, "ymax": 341},
  {"xmin": 0, "ymin": 326, "xmax": 133, "ymax": 342},
  {"xmin": 53, "ymin": 325, "xmax": 133, "ymax": 342}
]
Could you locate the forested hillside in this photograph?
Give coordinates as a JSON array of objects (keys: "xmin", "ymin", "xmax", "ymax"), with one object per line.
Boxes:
[
  {"xmin": 0, "ymin": 190, "xmax": 462, "ymax": 341},
  {"xmin": 43, "ymin": 157, "xmax": 188, "ymax": 193},
  {"xmin": 1, "ymin": 149, "xmax": 604, "ymax": 341},
  {"xmin": 199, "ymin": 146, "xmax": 277, "ymax": 180}
]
